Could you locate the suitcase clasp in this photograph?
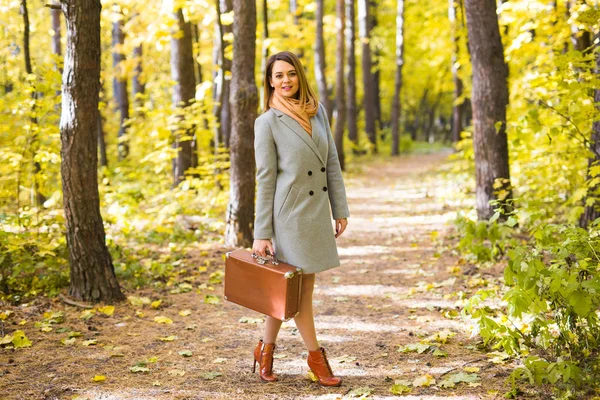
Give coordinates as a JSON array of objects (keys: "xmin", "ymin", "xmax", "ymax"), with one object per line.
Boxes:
[{"xmin": 284, "ymin": 271, "xmax": 295, "ymax": 279}]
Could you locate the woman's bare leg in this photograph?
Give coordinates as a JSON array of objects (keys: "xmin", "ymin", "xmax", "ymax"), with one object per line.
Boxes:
[
  {"xmin": 263, "ymin": 316, "xmax": 282, "ymax": 344},
  {"xmin": 293, "ymin": 273, "xmax": 320, "ymax": 351}
]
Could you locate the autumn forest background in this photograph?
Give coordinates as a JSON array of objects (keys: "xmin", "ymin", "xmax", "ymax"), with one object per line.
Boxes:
[{"xmin": 1, "ymin": 0, "xmax": 600, "ymax": 398}]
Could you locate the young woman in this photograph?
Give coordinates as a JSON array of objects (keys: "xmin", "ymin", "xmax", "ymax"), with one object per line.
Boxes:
[{"xmin": 251, "ymin": 51, "xmax": 350, "ymax": 387}]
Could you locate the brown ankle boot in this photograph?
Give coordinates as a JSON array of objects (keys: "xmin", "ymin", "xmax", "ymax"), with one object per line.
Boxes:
[
  {"xmin": 252, "ymin": 339, "xmax": 278, "ymax": 382},
  {"xmin": 307, "ymin": 347, "xmax": 342, "ymax": 387}
]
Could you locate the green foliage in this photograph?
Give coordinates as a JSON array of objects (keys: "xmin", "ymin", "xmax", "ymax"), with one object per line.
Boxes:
[
  {"xmin": 464, "ymin": 222, "xmax": 600, "ymax": 397},
  {"xmin": 454, "ymin": 211, "xmax": 514, "ymax": 263}
]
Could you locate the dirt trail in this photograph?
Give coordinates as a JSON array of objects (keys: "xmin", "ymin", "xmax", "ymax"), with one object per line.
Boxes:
[{"xmin": 1, "ymin": 152, "xmax": 514, "ymax": 400}]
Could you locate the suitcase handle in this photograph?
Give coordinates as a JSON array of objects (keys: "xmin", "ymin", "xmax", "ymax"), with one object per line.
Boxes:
[{"xmin": 252, "ymin": 250, "xmax": 279, "ymax": 265}]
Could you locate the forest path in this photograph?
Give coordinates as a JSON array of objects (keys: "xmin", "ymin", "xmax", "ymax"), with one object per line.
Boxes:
[{"xmin": 4, "ymin": 151, "xmax": 513, "ymax": 400}]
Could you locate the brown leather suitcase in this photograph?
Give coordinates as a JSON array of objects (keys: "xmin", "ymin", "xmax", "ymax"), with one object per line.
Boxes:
[{"xmin": 224, "ymin": 248, "xmax": 303, "ymax": 321}]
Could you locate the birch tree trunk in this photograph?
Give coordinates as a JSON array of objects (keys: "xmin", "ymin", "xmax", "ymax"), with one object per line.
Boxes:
[
  {"xmin": 464, "ymin": 0, "xmax": 512, "ymax": 220},
  {"xmin": 225, "ymin": 0, "xmax": 257, "ymax": 247},
  {"xmin": 60, "ymin": 0, "xmax": 125, "ymax": 302}
]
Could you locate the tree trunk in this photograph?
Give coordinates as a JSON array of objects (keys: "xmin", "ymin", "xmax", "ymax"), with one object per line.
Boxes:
[
  {"xmin": 98, "ymin": 80, "xmax": 108, "ymax": 168},
  {"xmin": 580, "ymin": 33, "xmax": 600, "ymax": 228},
  {"xmin": 111, "ymin": 11, "xmax": 129, "ymax": 160},
  {"xmin": 315, "ymin": 0, "xmax": 333, "ymax": 123},
  {"xmin": 390, "ymin": 0, "xmax": 404, "ymax": 156},
  {"xmin": 464, "ymin": 0, "xmax": 512, "ymax": 220},
  {"xmin": 60, "ymin": 0, "xmax": 125, "ymax": 303},
  {"xmin": 21, "ymin": 0, "xmax": 46, "ymax": 206},
  {"xmin": 370, "ymin": 0, "xmax": 382, "ymax": 132},
  {"xmin": 358, "ymin": 0, "xmax": 377, "ymax": 152},
  {"xmin": 290, "ymin": 0, "xmax": 303, "ymax": 58},
  {"xmin": 170, "ymin": 8, "xmax": 196, "ymax": 187},
  {"xmin": 225, "ymin": 0, "xmax": 257, "ymax": 248},
  {"xmin": 260, "ymin": 0, "xmax": 269, "ymax": 110},
  {"xmin": 220, "ymin": 0, "xmax": 233, "ymax": 149},
  {"xmin": 345, "ymin": 0, "xmax": 358, "ymax": 152},
  {"xmin": 449, "ymin": 0, "xmax": 463, "ymax": 143},
  {"xmin": 51, "ymin": 0, "xmax": 62, "ymax": 60},
  {"xmin": 334, "ymin": 0, "xmax": 346, "ymax": 171},
  {"xmin": 132, "ymin": 43, "xmax": 145, "ymax": 112}
]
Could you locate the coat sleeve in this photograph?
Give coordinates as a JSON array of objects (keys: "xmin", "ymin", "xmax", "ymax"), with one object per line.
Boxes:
[
  {"xmin": 253, "ymin": 116, "xmax": 278, "ymax": 240},
  {"xmin": 321, "ymin": 105, "xmax": 350, "ymax": 220}
]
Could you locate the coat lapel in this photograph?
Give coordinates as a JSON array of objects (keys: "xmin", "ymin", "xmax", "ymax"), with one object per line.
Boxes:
[{"xmin": 272, "ymin": 107, "xmax": 325, "ymax": 166}]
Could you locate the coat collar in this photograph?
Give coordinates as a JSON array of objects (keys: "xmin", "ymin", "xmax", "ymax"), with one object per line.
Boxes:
[{"xmin": 270, "ymin": 107, "xmax": 325, "ymax": 166}]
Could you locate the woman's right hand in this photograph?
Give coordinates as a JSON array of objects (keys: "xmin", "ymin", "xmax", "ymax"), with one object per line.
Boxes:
[{"xmin": 252, "ymin": 239, "xmax": 275, "ymax": 258}]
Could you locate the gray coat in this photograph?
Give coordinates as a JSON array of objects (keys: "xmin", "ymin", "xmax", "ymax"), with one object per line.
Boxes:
[{"xmin": 253, "ymin": 103, "xmax": 350, "ymax": 274}]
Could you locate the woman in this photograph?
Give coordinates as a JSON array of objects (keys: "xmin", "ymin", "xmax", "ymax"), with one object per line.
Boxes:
[{"xmin": 252, "ymin": 51, "xmax": 350, "ymax": 387}]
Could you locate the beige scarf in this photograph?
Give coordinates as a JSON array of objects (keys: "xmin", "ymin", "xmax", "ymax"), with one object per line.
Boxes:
[{"xmin": 270, "ymin": 92, "xmax": 318, "ymax": 135}]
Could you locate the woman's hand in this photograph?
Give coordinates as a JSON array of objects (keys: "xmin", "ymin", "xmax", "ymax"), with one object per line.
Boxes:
[
  {"xmin": 252, "ymin": 239, "xmax": 275, "ymax": 258},
  {"xmin": 334, "ymin": 218, "xmax": 348, "ymax": 238}
]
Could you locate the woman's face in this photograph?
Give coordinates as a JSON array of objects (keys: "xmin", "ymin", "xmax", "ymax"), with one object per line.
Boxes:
[{"xmin": 270, "ymin": 60, "xmax": 299, "ymax": 99}]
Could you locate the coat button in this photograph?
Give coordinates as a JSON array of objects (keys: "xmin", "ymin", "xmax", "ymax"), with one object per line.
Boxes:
[
  {"xmin": 323, "ymin": 186, "xmax": 327, "ymax": 192},
  {"xmin": 308, "ymin": 171, "xmax": 312, "ymax": 176},
  {"xmin": 309, "ymin": 190, "xmax": 314, "ymax": 196},
  {"xmin": 321, "ymin": 167, "xmax": 326, "ymax": 172}
]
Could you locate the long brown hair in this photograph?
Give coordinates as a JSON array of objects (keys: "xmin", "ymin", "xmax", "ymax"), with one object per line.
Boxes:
[{"xmin": 263, "ymin": 51, "xmax": 318, "ymax": 113}]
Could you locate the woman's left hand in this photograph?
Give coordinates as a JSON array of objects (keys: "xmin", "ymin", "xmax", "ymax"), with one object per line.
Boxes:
[{"xmin": 334, "ymin": 218, "xmax": 347, "ymax": 238}]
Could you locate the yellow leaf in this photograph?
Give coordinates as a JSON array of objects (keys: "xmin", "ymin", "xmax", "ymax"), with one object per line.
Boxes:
[
  {"xmin": 152, "ymin": 381, "xmax": 161, "ymax": 386},
  {"xmin": 0, "ymin": 334, "xmax": 14, "ymax": 345},
  {"xmin": 12, "ymin": 330, "xmax": 32, "ymax": 348},
  {"xmin": 464, "ymin": 366, "xmax": 480, "ymax": 373},
  {"xmin": 82, "ymin": 339, "xmax": 98, "ymax": 346},
  {"xmin": 159, "ymin": 335, "xmax": 178, "ymax": 342},
  {"xmin": 413, "ymin": 374, "xmax": 436, "ymax": 387},
  {"xmin": 18, "ymin": 320, "xmax": 27, "ymax": 325},
  {"xmin": 154, "ymin": 316, "xmax": 173, "ymax": 324},
  {"xmin": 98, "ymin": 306, "xmax": 114, "ymax": 316},
  {"xmin": 178, "ymin": 309, "xmax": 191, "ymax": 317},
  {"xmin": 92, "ymin": 375, "xmax": 106, "ymax": 382},
  {"xmin": 151, "ymin": 300, "xmax": 162, "ymax": 309},
  {"xmin": 135, "ymin": 310, "xmax": 145, "ymax": 318},
  {"xmin": 148, "ymin": 356, "xmax": 159, "ymax": 363},
  {"xmin": 307, "ymin": 370, "xmax": 319, "ymax": 382},
  {"xmin": 80, "ymin": 310, "xmax": 95, "ymax": 320}
]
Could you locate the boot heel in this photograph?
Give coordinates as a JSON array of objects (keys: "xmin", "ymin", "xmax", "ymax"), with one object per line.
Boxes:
[{"xmin": 252, "ymin": 358, "xmax": 257, "ymax": 373}]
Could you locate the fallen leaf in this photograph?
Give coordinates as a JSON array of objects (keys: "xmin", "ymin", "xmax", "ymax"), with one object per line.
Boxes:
[
  {"xmin": 238, "ymin": 316, "xmax": 263, "ymax": 324},
  {"xmin": 129, "ymin": 365, "xmax": 150, "ymax": 373},
  {"xmin": 413, "ymin": 374, "xmax": 436, "ymax": 387},
  {"xmin": 68, "ymin": 331, "xmax": 83, "ymax": 338},
  {"xmin": 424, "ymin": 329, "xmax": 456, "ymax": 344},
  {"xmin": 273, "ymin": 354, "xmax": 287, "ymax": 359},
  {"xmin": 185, "ymin": 324, "xmax": 198, "ymax": 330},
  {"xmin": 159, "ymin": 335, "xmax": 178, "ymax": 342},
  {"xmin": 204, "ymin": 295, "xmax": 220, "ymax": 305},
  {"xmin": 82, "ymin": 339, "xmax": 98, "ymax": 346},
  {"xmin": 0, "ymin": 334, "xmax": 13, "ymax": 345},
  {"xmin": 128, "ymin": 296, "xmax": 151, "ymax": 307},
  {"xmin": 178, "ymin": 309, "xmax": 192, "ymax": 317},
  {"xmin": 12, "ymin": 330, "xmax": 32, "ymax": 348},
  {"xmin": 464, "ymin": 366, "xmax": 480, "ymax": 373},
  {"xmin": 433, "ymin": 348, "xmax": 448, "ymax": 357},
  {"xmin": 439, "ymin": 371, "xmax": 480, "ymax": 388},
  {"xmin": 347, "ymin": 387, "xmax": 374, "ymax": 397},
  {"xmin": 18, "ymin": 320, "xmax": 27, "ymax": 326},
  {"xmin": 98, "ymin": 306, "xmax": 114, "ymax": 316},
  {"xmin": 201, "ymin": 337, "xmax": 214, "ymax": 342},
  {"xmin": 398, "ymin": 343, "xmax": 431, "ymax": 354},
  {"xmin": 61, "ymin": 337, "xmax": 76, "ymax": 346},
  {"xmin": 213, "ymin": 357, "xmax": 226, "ymax": 363},
  {"xmin": 152, "ymin": 381, "xmax": 161, "ymax": 386},
  {"xmin": 307, "ymin": 370, "xmax": 318, "ymax": 382},
  {"xmin": 336, "ymin": 355, "xmax": 357, "ymax": 364},
  {"xmin": 92, "ymin": 375, "xmax": 106, "ymax": 382},
  {"xmin": 153, "ymin": 316, "xmax": 173, "ymax": 324},
  {"xmin": 179, "ymin": 350, "xmax": 193, "ymax": 357},
  {"xmin": 151, "ymin": 300, "xmax": 162, "ymax": 309},
  {"xmin": 80, "ymin": 310, "xmax": 95, "ymax": 321},
  {"xmin": 201, "ymin": 371, "xmax": 222, "ymax": 380},
  {"xmin": 168, "ymin": 369, "xmax": 185, "ymax": 376},
  {"xmin": 390, "ymin": 379, "xmax": 412, "ymax": 394},
  {"xmin": 148, "ymin": 356, "xmax": 159, "ymax": 363},
  {"xmin": 334, "ymin": 296, "xmax": 349, "ymax": 302}
]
